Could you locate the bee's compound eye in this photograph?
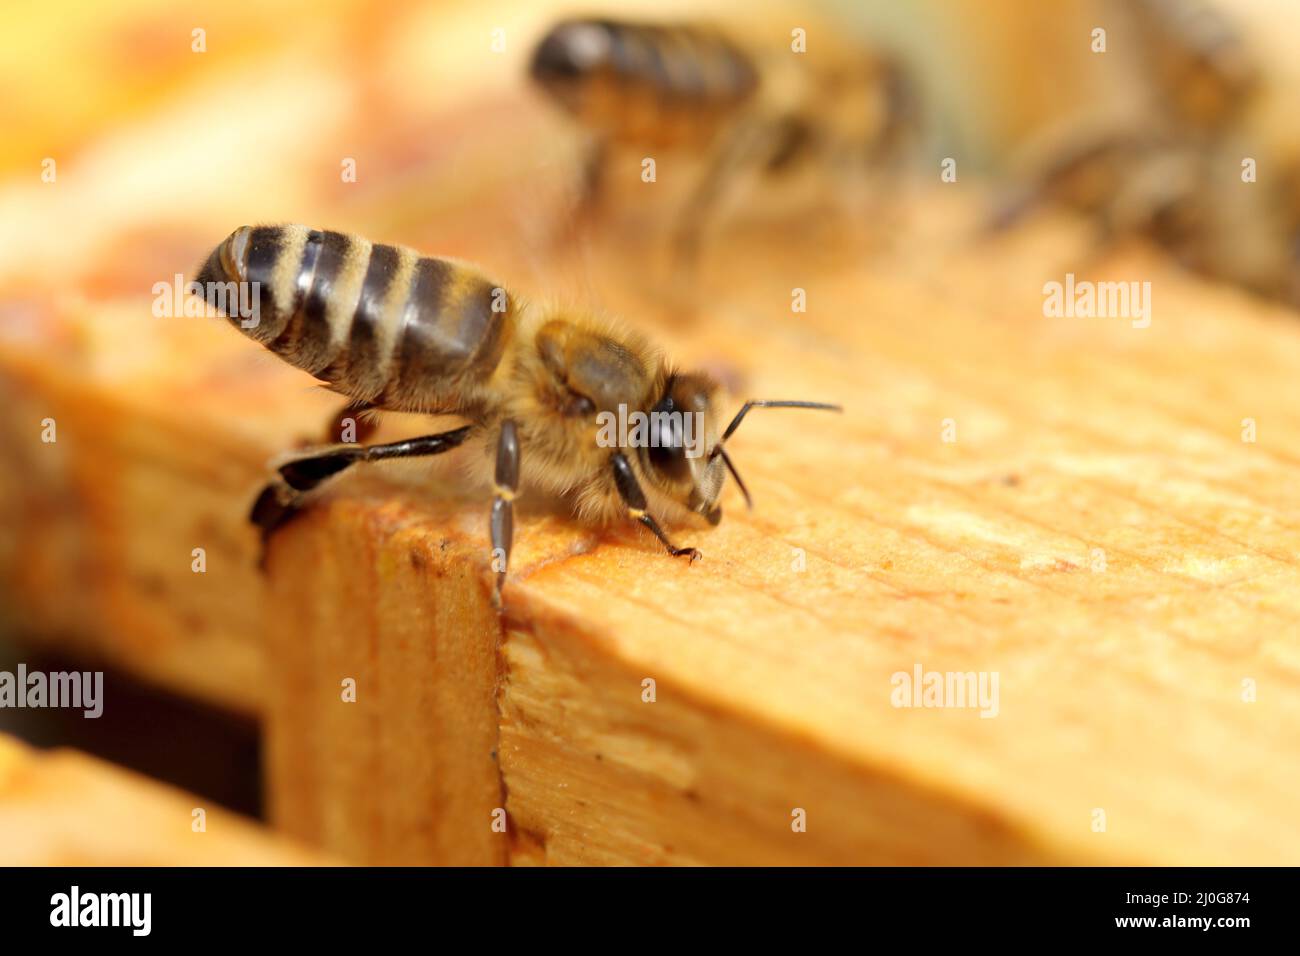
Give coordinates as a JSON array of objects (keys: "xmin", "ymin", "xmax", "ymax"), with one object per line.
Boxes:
[
  {"xmin": 646, "ymin": 397, "xmax": 690, "ymax": 483},
  {"xmin": 647, "ymin": 439, "xmax": 689, "ymax": 483}
]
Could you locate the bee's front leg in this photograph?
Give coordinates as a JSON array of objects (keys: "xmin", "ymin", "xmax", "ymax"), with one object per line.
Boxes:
[{"xmin": 610, "ymin": 452, "xmax": 701, "ymax": 562}]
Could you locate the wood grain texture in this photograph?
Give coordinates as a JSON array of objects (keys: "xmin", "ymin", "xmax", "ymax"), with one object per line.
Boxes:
[
  {"xmin": 264, "ymin": 495, "xmax": 507, "ymax": 866},
  {"xmin": 0, "ymin": 304, "xmax": 278, "ymax": 713},
  {"xmin": 0, "ymin": 734, "xmax": 331, "ymax": 865}
]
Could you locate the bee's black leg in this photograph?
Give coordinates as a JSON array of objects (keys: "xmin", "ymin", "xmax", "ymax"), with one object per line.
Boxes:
[
  {"xmin": 249, "ymin": 482, "xmax": 302, "ymax": 553},
  {"xmin": 274, "ymin": 425, "xmax": 474, "ymax": 492},
  {"xmin": 610, "ymin": 452, "xmax": 701, "ymax": 562},
  {"xmin": 490, "ymin": 420, "xmax": 519, "ymax": 595},
  {"xmin": 250, "ymin": 425, "xmax": 476, "ymax": 542},
  {"xmin": 577, "ymin": 137, "xmax": 608, "ymax": 221},
  {"xmin": 554, "ymin": 137, "xmax": 608, "ymax": 250},
  {"xmin": 672, "ymin": 116, "xmax": 787, "ymax": 273}
]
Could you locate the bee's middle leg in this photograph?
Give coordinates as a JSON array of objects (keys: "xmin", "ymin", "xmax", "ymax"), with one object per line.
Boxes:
[
  {"xmin": 553, "ymin": 137, "xmax": 609, "ymax": 249},
  {"xmin": 671, "ymin": 116, "xmax": 793, "ymax": 273},
  {"xmin": 490, "ymin": 420, "xmax": 519, "ymax": 595},
  {"xmin": 577, "ymin": 137, "xmax": 608, "ymax": 223}
]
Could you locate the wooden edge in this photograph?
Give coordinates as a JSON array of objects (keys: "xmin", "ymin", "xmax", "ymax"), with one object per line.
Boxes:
[
  {"xmin": 263, "ymin": 495, "xmax": 507, "ymax": 866},
  {"xmin": 0, "ymin": 733, "xmax": 335, "ymax": 866},
  {"xmin": 261, "ymin": 491, "xmax": 1090, "ymax": 866}
]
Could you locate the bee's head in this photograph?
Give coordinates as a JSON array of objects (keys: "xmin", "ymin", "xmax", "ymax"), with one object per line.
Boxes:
[
  {"xmin": 638, "ymin": 372, "xmax": 727, "ymax": 524},
  {"xmin": 529, "ymin": 19, "xmax": 618, "ymax": 110},
  {"xmin": 639, "ymin": 374, "xmax": 843, "ymax": 524}
]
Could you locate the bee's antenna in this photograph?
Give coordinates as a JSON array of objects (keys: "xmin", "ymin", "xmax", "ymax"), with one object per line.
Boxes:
[
  {"xmin": 716, "ymin": 446, "xmax": 753, "ymax": 510},
  {"xmin": 710, "ymin": 400, "xmax": 840, "ymax": 509},
  {"xmin": 716, "ymin": 400, "xmax": 842, "ymax": 445}
]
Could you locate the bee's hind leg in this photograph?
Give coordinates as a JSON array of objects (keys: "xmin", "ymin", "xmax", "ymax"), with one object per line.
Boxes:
[
  {"xmin": 610, "ymin": 452, "xmax": 701, "ymax": 562},
  {"xmin": 249, "ymin": 425, "xmax": 477, "ymax": 560}
]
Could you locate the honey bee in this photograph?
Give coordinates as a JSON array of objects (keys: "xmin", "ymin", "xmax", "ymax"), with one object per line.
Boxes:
[
  {"xmin": 1123, "ymin": 0, "xmax": 1258, "ymax": 139},
  {"xmin": 988, "ymin": 119, "xmax": 1212, "ymax": 259},
  {"xmin": 193, "ymin": 225, "xmax": 839, "ymax": 592},
  {"xmin": 529, "ymin": 17, "xmax": 918, "ymax": 264},
  {"xmin": 988, "ymin": 0, "xmax": 1269, "ymax": 289}
]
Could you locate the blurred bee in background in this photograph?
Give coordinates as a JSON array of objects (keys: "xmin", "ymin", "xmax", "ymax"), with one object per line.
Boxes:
[
  {"xmin": 1266, "ymin": 154, "xmax": 1300, "ymax": 307},
  {"xmin": 194, "ymin": 225, "xmax": 839, "ymax": 594},
  {"xmin": 986, "ymin": 0, "xmax": 1297, "ymax": 300},
  {"xmin": 1125, "ymin": 0, "xmax": 1259, "ymax": 140},
  {"xmin": 988, "ymin": 120, "xmax": 1208, "ymax": 255},
  {"xmin": 529, "ymin": 17, "xmax": 919, "ymax": 267}
]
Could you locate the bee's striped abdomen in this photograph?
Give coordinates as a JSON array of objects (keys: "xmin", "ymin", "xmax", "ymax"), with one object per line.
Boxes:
[
  {"xmin": 608, "ymin": 23, "xmax": 757, "ymax": 105},
  {"xmin": 195, "ymin": 225, "xmax": 516, "ymax": 412},
  {"xmin": 383, "ymin": 256, "xmax": 514, "ymax": 411},
  {"xmin": 530, "ymin": 20, "xmax": 759, "ymax": 146}
]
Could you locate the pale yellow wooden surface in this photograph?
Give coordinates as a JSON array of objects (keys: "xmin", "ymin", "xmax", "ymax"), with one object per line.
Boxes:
[{"xmin": 0, "ymin": 734, "xmax": 332, "ymax": 865}]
